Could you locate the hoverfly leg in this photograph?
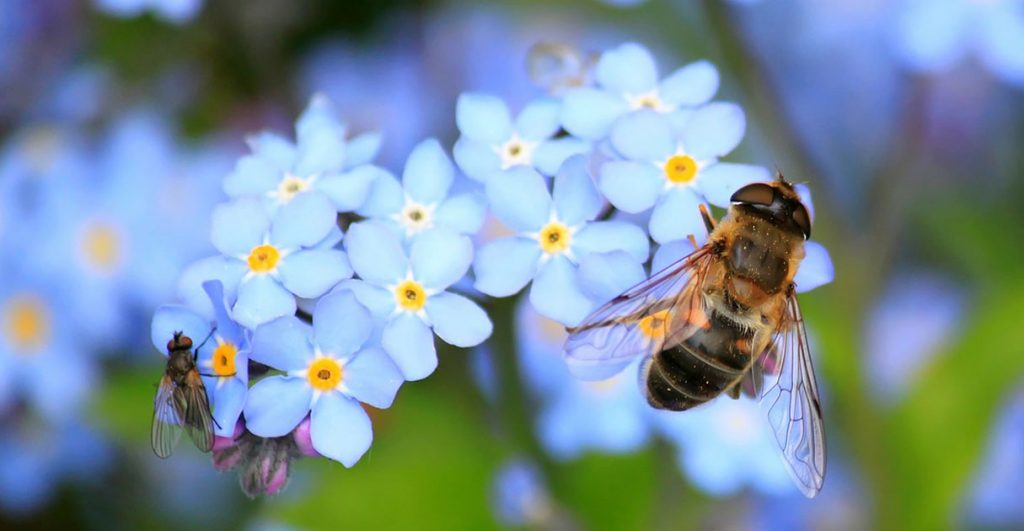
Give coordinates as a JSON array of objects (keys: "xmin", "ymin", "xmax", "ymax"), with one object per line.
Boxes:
[
  {"xmin": 698, "ymin": 203, "xmax": 716, "ymax": 233},
  {"xmin": 192, "ymin": 327, "xmax": 218, "ymax": 361}
]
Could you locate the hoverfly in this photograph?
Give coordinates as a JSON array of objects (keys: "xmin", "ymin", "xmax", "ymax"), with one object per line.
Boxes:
[
  {"xmin": 151, "ymin": 330, "xmax": 216, "ymax": 458},
  {"xmin": 564, "ymin": 175, "xmax": 826, "ymax": 497}
]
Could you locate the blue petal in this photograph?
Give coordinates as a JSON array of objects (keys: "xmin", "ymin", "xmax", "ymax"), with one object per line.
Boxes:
[
  {"xmin": 211, "ymin": 378, "xmax": 247, "ymax": 437},
  {"xmin": 533, "ymin": 137, "xmax": 592, "ymax": 177},
  {"xmin": 596, "ymin": 42, "xmax": 658, "ymax": 95},
  {"xmin": 552, "ymin": 155, "xmax": 602, "ymax": 226},
  {"xmin": 296, "ymin": 93, "xmax": 342, "ymax": 142},
  {"xmin": 382, "ymin": 313, "xmax": 437, "ymax": 381},
  {"xmin": 649, "ymin": 187, "xmax": 707, "ymax": 244},
  {"xmin": 333, "ymin": 279, "xmax": 396, "ymax": 320},
  {"xmin": 246, "ymin": 132, "xmax": 296, "ymax": 171},
  {"xmin": 456, "ymin": 93, "xmax": 513, "ymax": 145},
  {"xmin": 234, "ymin": 276, "xmax": 297, "ymax": 329},
  {"xmin": 278, "ymin": 249, "xmax": 352, "ymax": 299},
  {"xmin": 652, "ymin": 238, "xmax": 698, "ymax": 274},
  {"xmin": 978, "ymin": 9, "xmax": 1024, "ymax": 85},
  {"xmin": 317, "ymin": 166, "xmax": 377, "ymax": 212},
  {"xmin": 344, "ymin": 221, "xmax": 407, "ymax": 286},
  {"xmin": 611, "ymin": 110, "xmax": 675, "ymax": 162},
  {"xmin": 434, "ymin": 192, "xmax": 486, "ymax": 235},
  {"xmin": 342, "ymin": 347, "xmax": 404, "ymax": 408},
  {"xmin": 355, "ymin": 169, "xmax": 403, "ymax": 218},
  {"xmin": 314, "ymin": 224, "xmax": 344, "ymax": 250},
  {"xmin": 311, "ymin": 392, "xmax": 372, "ymax": 467},
  {"xmin": 425, "ymin": 292, "xmax": 493, "ymax": 347},
  {"xmin": 294, "ymin": 96, "xmax": 347, "ymax": 176},
  {"xmin": 599, "ymin": 161, "xmax": 663, "ymax": 213},
  {"xmin": 314, "ymin": 290, "xmax": 373, "ymax": 358},
  {"xmin": 572, "ymin": 221, "xmax": 649, "ymax": 262},
  {"xmin": 485, "ymin": 167, "xmax": 551, "ymax": 232},
  {"xmin": 515, "ymin": 97, "xmax": 561, "ymax": 141},
  {"xmin": 895, "ymin": 0, "xmax": 970, "ymax": 71},
  {"xmin": 28, "ymin": 349, "xmax": 96, "ymax": 423},
  {"xmin": 151, "ymin": 305, "xmax": 211, "ymax": 355},
  {"xmin": 244, "ymin": 376, "xmax": 312, "ymax": 437},
  {"xmin": 403, "ymin": 138, "xmax": 454, "ymax": 205},
  {"xmin": 270, "ymin": 191, "xmax": 336, "ymax": 249},
  {"xmin": 576, "ymin": 251, "xmax": 646, "ymax": 302},
  {"xmin": 251, "ymin": 315, "xmax": 314, "ymax": 371},
  {"xmin": 473, "ymin": 238, "xmax": 542, "ymax": 297},
  {"xmin": 697, "ymin": 163, "xmax": 771, "ymax": 208},
  {"xmin": 682, "ymin": 102, "xmax": 746, "ymax": 160},
  {"xmin": 529, "ymin": 256, "xmax": 593, "ymax": 327},
  {"xmin": 561, "ymin": 88, "xmax": 629, "ymax": 140},
  {"xmin": 223, "ymin": 155, "xmax": 280, "ymax": 197},
  {"xmin": 659, "ymin": 60, "xmax": 719, "ymax": 107},
  {"xmin": 211, "ymin": 198, "xmax": 270, "ymax": 256},
  {"xmin": 410, "ymin": 229, "xmax": 473, "ymax": 290},
  {"xmin": 453, "ymin": 137, "xmax": 501, "ymax": 183},
  {"xmin": 794, "ymin": 241, "xmax": 834, "ymax": 293},
  {"xmin": 345, "ymin": 131, "xmax": 382, "ymax": 168},
  {"xmin": 202, "ymin": 280, "xmax": 245, "ymax": 347},
  {"xmin": 177, "ymin": 256, "xmax": 247, "ymax": 320}
]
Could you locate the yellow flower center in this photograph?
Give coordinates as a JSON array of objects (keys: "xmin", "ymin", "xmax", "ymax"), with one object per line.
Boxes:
[
  {"xmin": 247, "ymin": 244, "xmax": 281, "ymax": 273},
  {"xmin": 80, "ymin": 221, "xmax": 123, "ymax": 275},
  {"xmin": 538, "ymin": 222, "xmax": 571, "ymax": 254},
  {"xmin": 498, "ymin": 136, "xmax": 535, "ymax": 169},
  {"xmin": 639, "ymin": 309, "xmax": 671, "ymax": 340},
  {"xmin": 212, "ymin": 341, "xmax": 238, "ymax": 377},
  {"xmin": 664, "ymin": 155, "xmax": 698, "ymax": 184},
  {"xmin": 307, "ymin": 357, "xmax": 343, "ymax": 392},
  {"xmin": 628, "ymin": 91, "xmax": 669, "ymax": 112},
  {"xmin": 399, "ymin": 203, "xmax": 433, "ymax": 234},
  {"xmin": 4, "ymin": 294, "xmax": 50, "ymax": 352},
  {"xmin": 277, "ymin": 175, "xmax": 308, "ymax": 203},
  {"xmin": 394, "ymin": 280, "xmax": 427, "ymax": 311}
]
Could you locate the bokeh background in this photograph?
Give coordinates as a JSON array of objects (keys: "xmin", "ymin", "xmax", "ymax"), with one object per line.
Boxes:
[{"xmin": 2, "ymin": 0, "xmax": 1023, "ymax": 529}]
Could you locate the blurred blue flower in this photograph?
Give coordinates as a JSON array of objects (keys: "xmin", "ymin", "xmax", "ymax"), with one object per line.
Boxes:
[
  {"xmin": 561, "ymin": 42, "xmax": 720, "ymax": 140},
  {"xmin": 964, "ymin": 388, "xmax": 1024, "ymax": 526},
  {"xmin": 357, "ymin": 138, "xmax": 486, "ymax": 241},
  {"xmin": 492, "ymin": 459, "xmax": 555, "ymax": 527},
  {"xmin": 600, "ymin": 108, "xmax": 770, "ymax": 244},
  {"xmin": 243, "ymin": 291, "xmax": 404, "ymax": 466},
  {"xmin": 94, "ymin": 0, "xmax": 203, "ymax": 23},
  {"xmin": 894, "ymin": 0, "xmax": 1024, "ymax": 85},
  {"xmin": 191, "ymin": 195, "xmax": 351, "ymax": 329},
  {"xmin": 453, "ymin": 93, "xmax": 590, "ymax": 182},
  {"xmin": 224, "ymin": 94, "xmax": 384, "ymax": 213},
  {"xmin": 749, "ymin": 462, "xmax": 866, "ymax": 530},
  {"xmin": 474, "ymin": 156, "xmax": 649, "ymax": 326},
  {"xmin": 342, "ymin": 222, "xmax": 492, "ymax": 380}
]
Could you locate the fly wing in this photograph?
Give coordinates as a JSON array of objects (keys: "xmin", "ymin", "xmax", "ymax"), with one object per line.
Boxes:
[
  {"xmin": 151, "ymin": 374, "xmax": 185, "ymax": 459},
  {"xmin": 751, "ymin": 292, "xmax": 826, "ymax": 498},
  {"xmin": 563, "ymin": 245, "xmax": 715, "ymax": 380},
  {"xmin": 181, "ymin": 369, "xmax": 215, "ymax": 453}
]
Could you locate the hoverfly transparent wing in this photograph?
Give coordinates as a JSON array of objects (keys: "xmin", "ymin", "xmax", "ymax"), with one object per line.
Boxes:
[
  {"xmin": 751, "ymin": 292, "xmax": 826, "ymax": 498},
  {"xmin": 181, "ymin": 369, "xmax": 215, "ymax": 453},
  {"xmin": 151, "ymin": 374, "xmax": 185, "ymax": 459},
  {"xmin": 563, "ymin": 245, "xmax": 715, "ymax": 380}
]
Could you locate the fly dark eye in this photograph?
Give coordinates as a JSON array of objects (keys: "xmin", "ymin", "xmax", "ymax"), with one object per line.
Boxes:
[
  {"xmin": 730, "ymin": 183, "xmax": 776, "ymax": 206},
  {"xmin": 792, "ymin": 203, "xmax": 811, "ymax": 239},
  {"xmin": 166, "ymin": 339, "xmax": 175, "ymax": 351},
  {"xmin": 178, "ymin": 335, "xmax": 193, "ymax": 349}
]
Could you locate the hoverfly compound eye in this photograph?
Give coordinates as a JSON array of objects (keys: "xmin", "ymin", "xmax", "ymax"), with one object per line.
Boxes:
[
  {"xmin": 166, "ymin": 339, "xmax": 175, "ymax": 351},
  {"xmin": 730, "ymin": 183, "xmax": 776, "ymax": 206},
  {"xmin": 792, "ymin": 203, "xmax": 811, "ymax": 239},
  {"xmin": 178, "ymin": 335, "xmax": 193, "ymax": 349}
]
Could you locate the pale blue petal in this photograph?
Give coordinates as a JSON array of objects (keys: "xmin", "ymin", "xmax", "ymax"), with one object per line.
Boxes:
[
  {"xmin": 474, "ymin": 238, "xmax": 542, "ymax": 297},
  {"xmin": 342, "ymin": 347, "xmax": 404, "ymax": 408},
  {"xmin": 529, "ymin": 256, "xmax": 593, "ymax": 327},
  {"xmin": 453, "ymin": 137, "xmax": 501, "ymax": 183},
  {"xmin": 486, "ymin": 166, "xmax": 552, "ymax": 232},
  {"xmin": 573, "ymin": 221, "xmax": 649, "ymax": 262},
  {"xmin": 599, "ymin": 160, "xmax": 662, "ymax": 213},
  {"xmin": 576, "ymin": 251, "xmax": 647, "ymax": 302},
  {"xmin": 344, "ymin": 221, "xmax": 407, "ymax": 285},
  {"xmin": 683, "ymin": 102, "xmax": 746, "ymax": 160},
  {"xmin": 456, "ymin": 93, "xmax": 513, "ymax": 145},
  {"xmin": 212, "ymin": 378, "xmax": 247, "ymax": 437},
  {"xmin": 294, "ymin": 97, "xmax": 347, "ymax": 176},
  {"xmin": 597, "ymin": 42, "xmax": 658, "ymax": 95},
  {"xmin": 345, "ymin": 132, "xmax": 382, "ymax": 168},
  {"xmin": 151, "ymin": 305, "xmax": 211, "ymax": 354},
  {"xmin": 533, "ymin": 137, "xmax": 591, "ymax": 177},
  {"xmin": 896, "ymin": 0, "xmax": 970, "ymax": 71},
  {"xmin": 382, "ymin": 313, "xmax": 437, "ymax": 381},
  {"xmin": 652, "ymin": 239, "xmax": 698, "ymax": 274},
  {"xmin": 317, "ymin": 166, "xmax": 377, "ymax": 212},
  {"xmin": 296, "ymin": 93, "xmax": 343, "ymax": 143},
  {"xmin": 403, "ymin": 138, "xmax": 454, "ymax": 204},
  {"xmin": 515, "ymin": 98, "xmax": 561, "ymax": 141},
  {"xmin": 244, "ymin": 376, "xmax": 312, "ymax": 437},
  {"xmin": 611, "ymin": 110, "xmax": 675, "ymax": 162},
  {"xmin": 979, "ymin": 8, "xmax": 1024, "ymax": 85},
  {"xmin": 202, "ymin": 280, "xmax": 245, "ymax": 347},
  {"xmin": 552, "ymin": 155, "xmax": 602, "ymax": 225},
  {"xmin": 659, "ymin": 60, "xmax": 719, "ymax": 107},
  {"xmin": 332, "ymin": 279, "xmax": 395, "ymax": 320},
  {"xmin": 314, "ymin": 225, "xmax": 344, "ymax": 250},
  {"xmin": 410, "ymin": 229, "xmax": 473, "ymax": 290},
  {"xmin": 311, "ymin": 392, "xmax": 372, "ymax": 467},
  {"xmin": 177, "ymin": 256, "xmax": 247, "ymax": 320},
  {"xmin": 794, "ymin": 242, "xmax": 834, "ymax": 293},
  {"xmin": 697, "ymin": 163, "xmax": 771, "ymax": 208},
  {"xmin": 270, "ymin": 191, "xmax": 336, "ymax": 249},
  {"xmin": 278, "ymin": 249, "xmax": 352, "ymax": 299},
  {"xmin": 434, "ymin": 193, "xmax": 486, "ymax": 235},
  {"xmin": 211, "ymin": 198, "xmax": 270, "ymax": 256},
  {"xmin": 223, "ymin": 155, "xmax": 280, "ymax": 197},
  {"xmin": 314, "ymin": 290, "xmax": 372, "ymax": 358},
  {"xmin": 251, "ymin": 315, "xmax": 313, "ymax": 371},
  {"xmin": 246, "ymin": 132, "xmax": 296, "ymax": 171},
  {"xmin": 649, "ymin": 187, "xmax": 707, "ymax": 244},
  {"xmin": 426, "ymin": 292, "xmax": 493, "ymax": 347},
  {"xmin": 354, "ymin": 169, "xmax": 403, "ymax": 218},
  {"xmin": 794, "ymin": 183, "xmax": 815, "ymax": 222},
  {"xmin": 561, "ymin": 88, "xmax": 629, "ymax": 140},
  {"xmin": 234, "ymin": 276, "xmax": 296, "ymax": 329}
]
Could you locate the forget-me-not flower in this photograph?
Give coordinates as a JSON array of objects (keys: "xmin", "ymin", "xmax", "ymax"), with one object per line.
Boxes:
[
  {"xmin": 453, "ymin": 93, "xmax": 590, "ymax": 182},
  {"xmin": 964, "ymin": 388, "xmax": 1024, "ymax": 526},
  {"xmin": 492, "ymin": 459, "xmax": 556, "ymax": 527},
  {"xmin": 473, "ymin": 155, "xmax": 649, "ymax": 326},
  {"xmin": 243, "ymin": 291, "xmax": 403, "ymax": 467},
  {"xmin": 341, "ymin": 222, "xmax": 492, "ymax": 380},
  {"xmin": 94, "ymin": 0, "xmax": 203, "ymax": 23}
]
